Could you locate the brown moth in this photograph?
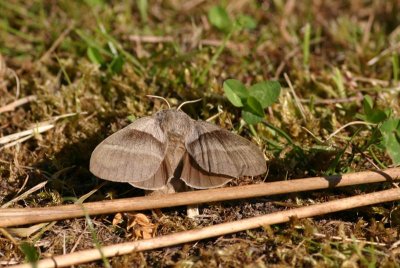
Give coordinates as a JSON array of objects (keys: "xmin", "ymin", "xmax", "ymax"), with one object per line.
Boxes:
[{"xmin": 90, "ymin": 100, "xmax": 266, "ymax": 191}]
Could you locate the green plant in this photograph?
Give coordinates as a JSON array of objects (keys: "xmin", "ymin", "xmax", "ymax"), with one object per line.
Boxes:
[
  {"xmin": 302, "ymin": 23, "xmax": 311, "ymax": 68},
  {"xmin": 208, "ymin": 6, "xmax": 257, "ymax": 33},
  {"xmin": 137, "ymin": 0, "xmax": 148, "ymax": 24},
  {"xmin": 208, "ymin": 6, "xmax": 232, "ymax": 33},
  {"xmin": 19, "ymin": 242, "xmax": 39, "ymax": 267},
  {"xmin": 358, "ymin": 95, "xmax": 390, "ymax": 124},
  {"xmin": 357, "ymin": 95, "xmax": 400, "ymax": 165},
  {"xmin": 86, "ymin": 45, "xmax": 125, "ymax": 75},
  {"xmin": 223, "ymin": 79, "xmax": 281, "ymax": 125},
  {"xmin": 380, "ymin": 119, "xmax": 400, "ymax": 164},
  {"xmin": 198, "ymin": 6, "xmax": 257, "ymax": 83},
  {"xmin": 392, "ymin": 53, "xmax": 399, "ymax": 82}
]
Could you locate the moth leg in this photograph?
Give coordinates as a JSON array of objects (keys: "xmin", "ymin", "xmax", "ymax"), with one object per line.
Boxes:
[
  {"xmin": 186, "ymin": 204, "xmax": 200, "ymax": 218},
  {"xmin": 172, "ymin": 158, "xmax": 200, "ymax": 218},
  {"xmin": 184, "ymin": 178, "xmax": 200, "ymax": 218}
]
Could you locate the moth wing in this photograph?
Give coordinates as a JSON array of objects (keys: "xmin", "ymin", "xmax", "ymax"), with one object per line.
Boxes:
[
  {"xmin": 180, "ymin": 153, "xmax": 232, "ymax": 189},
  {"xmin": 185, "ymin": 121, "xmax": 266, "ymax": 178},
  {"xmin": 90, "ymin": 116, "xmax": 169, "ymax": 185},
  {"xmin": 129, "ymin": 158, "xmax": 173, "ymax": 190}
]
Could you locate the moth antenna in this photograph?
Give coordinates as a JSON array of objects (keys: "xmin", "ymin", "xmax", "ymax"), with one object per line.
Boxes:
[
  {"xmin": 177, "ymin": 99, "xmax": 202, "ymax": 111},
  {"xmin": 146, "ymin": 95, "xmax": 171, "ymax": 109}
]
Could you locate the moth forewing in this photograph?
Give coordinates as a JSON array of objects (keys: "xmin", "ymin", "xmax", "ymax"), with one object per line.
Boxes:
[
  {"xmin": 185, "ymin": 120, "xmax": 267, "ymax": 179},
  {"xmin": 89, "ymin": 116, "xmax": 168, "ymax": 184}
]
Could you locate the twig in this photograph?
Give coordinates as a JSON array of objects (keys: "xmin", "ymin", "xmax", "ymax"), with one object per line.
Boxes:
[
  {"xmin": 313, "ymin": 232, "xmax": 387, "ymax": 247},
  {"xmin": 0, "ymin": 124, "xmax": 55, "ymax": 145},
  {"xmin": 326, "ymin": 121, "xmax": 376, "ymax": 141},
  {"xmin": 0, "ymin": 168, "xmax": 399, "ymax": 228},
  {"xmin": 206, "ymin": 105, "xmax": 224, "ymax": 122},
  {"xmin": 299, "ymin": 96, "xmax": 363, "ymax": 104},
  {"xmin": 0, "ymin": 94, "xmax": 35, "ymax": 114},
  {"xmin": 368, "ymin": 41, "xmax": 400, "ymax": 66},
  {"xmin": 128, "ymin": 35, "xmax": 173, "ymax": 43},
  {"xmin": 284, "ymin": 73, "xmax": 307, "ymax": 121},
  {"xmin": 10, "ymin": 187, "xmax": 400, "ymax": 268},
  {"xmin": 353, "ymin": 76, "xmax": 390, "ymax": 87},
  {"xmin": 39, "ymin": 23, "xmax": 75, "ymax": 62},
  {"xmin": 127, "ymin": 35, "xmax": 241, "ymax": 50},
  {"xmin": 15, "ymin": 175, "xmax": 30, "ymax": 195},
  {"xmin": 1, "ymin": 53, "xmax": 21, "ymax": 99},
  {"xmin": 181, "ymin": 0, "xmax": 205, "ymax": 11},
  {"xmin": 0, "ymin": 135, "xmax": 36, "ymax": 150},
  {"xmin": 8, "ymin": 69, "xmax": 21, "ymax": 99},
  {"xmin": 1, "ymin": 181, "xmax": 47, "ymax": 208},
  {"xmin": 7, "ymin": 222, "xmax": 49, "ymax": 238},
  {"xmin": 389, "ymin": 239, "xmax": 400, "ymax": 250},
  {"xmin": 300, "ymin": 126, "xmax": 324, "ymax": 144},
  {"xmin": 0, "ymin": 228, "xmax": 18, "ymax": 245},
  {"xmin": 0, "ymin": 112, "xmax": 86, "ymax": 149}
]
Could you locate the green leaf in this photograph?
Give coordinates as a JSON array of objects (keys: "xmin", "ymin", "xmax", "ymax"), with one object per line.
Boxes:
[
  {"xmin": 363, "ymin": 95, "xmax": 389, "ymax": 124},
  {"xmin": 367, "ymin": 110, "xmax": 389, "ymax": 124},
  {"xmin": 249, "ymin": 81, "xmax": 281, "ymax": 108},
  {"xmin": 244, "ymin": 96, "xmax": 264, "ymax": 117},
  {"xmin": 208, "ymin": 6, "xmax": 231, "ymax": 32},
  {"xmin": 108, "ymin": 56, "xmax": 124, "ymax": 74},
  {"xmin": 380, "ymin": 119, "xmax": 400, "ymax": 165},
  {"xmin": 302, "ymin": 23, "xmax": 311, "ymax": 67},
  {"xmin": 20, "ymin": 242, "xmax": 39, "ymax": 263},
  {"xmin": 223, "ymin": 79, "xmax": 248, "ymax": 107},
  {"xmin": 223, "ymin": 86, "xmax": 243, "ymax": 107},
  {"xmin": 242, "ymin": 110, "xmax": 263, "ymax": 125},
  {"xmin": 236, "ymin": 15, "xmax": 257, "ymax": 30},
  {"xmin": 363, "ymin": 95, "xmax": 373, "ymax": 116},
  {"xmin": 137, "ymin": 0, "xmax": 148, "ymax": 23},
  {"xmin": 85, "ymin": 0, "xmax": 104, "ymax": 7},
  {"xmin": 87, "ymin": 46, "xmax": 104, "ymax": 65},
  {"xmin": 242, "ymin": 96, "xmax": 265, "ymax": 125}
]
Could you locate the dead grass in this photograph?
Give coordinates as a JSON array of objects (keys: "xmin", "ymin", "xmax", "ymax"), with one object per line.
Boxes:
[{"xmin": 1, "ymin": 0, "xmax": 400, "ymax": 266}]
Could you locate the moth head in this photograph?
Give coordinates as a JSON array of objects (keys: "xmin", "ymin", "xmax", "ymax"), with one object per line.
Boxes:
[
  {"xmin": 146, "ymin": 95, "xmax": 202, "ymax": 111},
  {"xmin": 146, "ymin": 96, "xmax": 202, "ymax": 135},
  {"xmin": 155, "ymin": 109, "xmax": 192, "ymax": 136}
]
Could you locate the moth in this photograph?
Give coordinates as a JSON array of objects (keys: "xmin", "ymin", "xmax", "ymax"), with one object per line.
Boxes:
[{"xmin": 90, "ymin": 99, "xmax": 266, "ymax": 192}]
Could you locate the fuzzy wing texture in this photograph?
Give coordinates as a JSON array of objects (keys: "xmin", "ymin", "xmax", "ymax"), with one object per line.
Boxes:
[
  {"xmin": 129, "ymin": 158, "xmax": 172, "ymax": 190},
  {"xmin": 90, "ymin": 116, "xmax": 170, "ymax": 186},
  {"xmin": 185, "ymin": 121, "xmax": 267, "ymax": 178},
  {"xmin": 180, "ymin": 153, "xmax": 232, "ymax": 189}
]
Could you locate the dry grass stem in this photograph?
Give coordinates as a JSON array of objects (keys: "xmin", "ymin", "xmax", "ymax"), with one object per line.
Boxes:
[
  {"xmin": 284, "ymin": 73, "xmax": 306, "ymax": 121},
  {"xmin": 367, "ymin": 41, "xmax": 400, "ymax": 65},
  {"xmin": 312, "ymin": 233, "xmax": 387, "ymax": 247},
  {"xmin": 128, "ymin": 35, "xmax": 240, "ymax": 50},
  {"xmin": 299, "ymin": 96, "xmax": 363, "ymax": 104},
  {"xmin": 326, "ymin": 121, "xmax": 376, "ymax": 141},
  {"xmin": 1, "ymin": 181, "xmax": 47, "ymax": 208},
  {"xmin": 0, "ymin": 124, "xmax": 55, "ymax": 145},
  {"xmin": 39, "ymin": 23, "xmax": 75, "ymax": 62},
  {"xmin": 1, "ymin": 168, "xmax": 399, "ymax": 228},
  {"xmin": 0, "ymin": 112, "xmax": 86, "ymax": 149}
]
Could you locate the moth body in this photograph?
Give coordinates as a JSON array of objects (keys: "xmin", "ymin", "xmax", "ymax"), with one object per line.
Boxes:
[
  {"xmin": 157, "ymin": 110, "xmax": 191, "ymax": 172},
  {"xmin": 90, "ymin": 109, "xmax": 267, "ymax": 191}
]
